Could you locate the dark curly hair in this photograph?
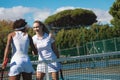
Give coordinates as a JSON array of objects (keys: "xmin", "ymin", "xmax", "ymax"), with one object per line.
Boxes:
[{"xmin": 13, "ymin": 19, "xmax": 27, "ymax": 29}]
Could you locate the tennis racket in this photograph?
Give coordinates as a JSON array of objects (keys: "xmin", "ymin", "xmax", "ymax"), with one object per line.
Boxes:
[{"xmin": 60, "ymin": 69, "xmax": 64, "ymax": 80}]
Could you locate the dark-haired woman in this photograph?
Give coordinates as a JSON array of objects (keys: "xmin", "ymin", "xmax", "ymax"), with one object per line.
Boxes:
[{"xmin": 2, "ymin": 19, "xmax": 38, "ymax": 80}]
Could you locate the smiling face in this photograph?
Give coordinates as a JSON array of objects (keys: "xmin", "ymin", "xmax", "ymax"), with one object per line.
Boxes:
[{"xmin": 33, "ymin": 22, "xmax": 43, "ymax": 33}]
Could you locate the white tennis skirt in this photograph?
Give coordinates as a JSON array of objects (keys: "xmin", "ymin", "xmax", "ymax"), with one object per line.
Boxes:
[
  {"xmin": 9, "ymin": 57, "xmax": 35, "ymax": 76},
  {"xmin": 37, "ymin": 62, "xmax": 61, "ymax": 73}
]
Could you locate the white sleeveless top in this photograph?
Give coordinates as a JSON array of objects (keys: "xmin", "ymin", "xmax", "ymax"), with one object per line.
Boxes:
[
  {"xmin": 8, "ymin": 31, "xmax": 35, "ymax": 76},
  {"xmin": 11, "ymin": 31, "xmax": 29, "ymax": 59}
]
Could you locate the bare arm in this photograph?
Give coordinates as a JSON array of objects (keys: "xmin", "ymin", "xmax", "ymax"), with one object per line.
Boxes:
[
  {"xmin": 2, "ymin": 33, "xmax": 12, "ymax": 68},
  {"xmin": 51, "ymin": 42, "xmax": 59, "ymax": 58},
  {"xmin": 28, "ymin": 35, "xmax": 38, "ymax": 55},
  {"xmin": 3, "ymin": 34, "xmax": 12, "ymax": 61},
  {"xmin": 49, "ymin": 33, "xmax": 59, "ymax": 58}
]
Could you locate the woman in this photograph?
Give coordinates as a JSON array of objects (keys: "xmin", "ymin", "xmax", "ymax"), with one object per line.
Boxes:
[
  {"xmin": 32, "ymin": 20, "xmax": 60, "ymax": 80},
  {"xmin": 2, "ymin": 19, "xmax": 38, "ymax": 80}
]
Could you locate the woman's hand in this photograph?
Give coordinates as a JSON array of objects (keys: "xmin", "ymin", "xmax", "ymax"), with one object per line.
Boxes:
[{"xmin": 2, "ymin": 58, "xmax": 8, "ymax": 69}]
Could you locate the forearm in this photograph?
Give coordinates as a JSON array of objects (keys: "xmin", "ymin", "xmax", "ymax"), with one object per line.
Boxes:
[
  {"xmin": 29, "ymin": 35, "xmax": 38, "ymax": 55},
  {"xmin": 31, "ymin": 44, "xmax": 38, "ymax": 55},
  {"xmin": 3, "ymin": 33, "xmax": 12, "ymax": 61},
  {"xmin": 3, "ymin": 46, "xmax": 10, "ymax": 61},
  {"xmin": 52, "ymin": 42, "xmax": 60, "ymax": 58},
  {"xmin": 32, "ymin": 49, "xmax": 38, "ymax": 55}
]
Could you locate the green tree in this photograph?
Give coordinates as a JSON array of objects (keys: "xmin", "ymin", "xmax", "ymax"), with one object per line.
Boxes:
[
  {"xmin": 0, "ymin": 20, "xmax": 13, "ymax": 61},
  {"xmin": 45, "ymin": 8, "xmax": 97, "ymax": 29},
  {"xmin": 109, "ymin": 0, "xmax": 120, "ymax": 27}
]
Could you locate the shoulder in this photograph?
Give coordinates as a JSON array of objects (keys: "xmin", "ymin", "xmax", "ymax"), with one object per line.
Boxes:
[
  {"xmin": 32, "ymin": 35, "xmax": 38, "ymax": 44},
  {"xmin": 32, "ymin": 35, "xmax": 37, "ymax": 40},
  {"xmin": 6, "ymin": 32, "xmax": 15, "ymax": 42},
  {"xmin": 49, "ymin": 32, "xmax": 55, "ymax": 39},
  {"xmin": 48, "ymin": 32, "xmax": 55, "ymax": 43},
  {"xmin": 8, "ymin": 32, "xmax": 15, "ymax": 38},
  {"xmin": 44, "ymin": 32, "xmax": 54, "ymax": 39}
]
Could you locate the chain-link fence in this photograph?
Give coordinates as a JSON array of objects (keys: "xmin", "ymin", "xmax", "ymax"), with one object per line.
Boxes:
[{"xmin": 59, "ymin": 37, "xmax": 120, "ymax": 57}]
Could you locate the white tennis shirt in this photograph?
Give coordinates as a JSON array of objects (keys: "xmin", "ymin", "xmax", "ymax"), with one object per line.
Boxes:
[{"xmin": 32, "ymin": 33, "xmax": 57, "ymax": 61}]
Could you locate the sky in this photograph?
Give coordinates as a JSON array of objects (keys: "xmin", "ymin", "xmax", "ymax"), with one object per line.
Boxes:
[{"xmin": 0, "ymin": 0, "xmax": 115, "ymax": 26}]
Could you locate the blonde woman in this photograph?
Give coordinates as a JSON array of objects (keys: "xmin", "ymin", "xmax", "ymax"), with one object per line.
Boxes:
[{"xmin": 32, "ymin": 20, "xmax": 60, "ymax": 80}]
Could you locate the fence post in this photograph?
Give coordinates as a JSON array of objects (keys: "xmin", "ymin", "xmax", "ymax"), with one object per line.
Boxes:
[
  {"xmin": 114, "ymin": 38, "xmax": 117, "ymax": 51},
  {"xmin": 76, "ymin": 45, "xmax": 80, "ymax": 56},
  {"xmin": 58, "ymin": 46, "xmax": 61, "ymax": 57},
  {"xmin": 103, "ymin": 40, "xmax": 106, "ymax": 53}
]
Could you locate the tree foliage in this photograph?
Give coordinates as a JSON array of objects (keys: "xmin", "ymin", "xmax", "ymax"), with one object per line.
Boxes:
[
  {"xmin": 55, "ymin": 24, "xmax": 120, "ymax": 49},
  {"xmin": 109, "ymin": 0, "xmax": 120, "ymax": 27},
  {"xmin": 0, "ymin": 19, "xmax": 120, "ymax": 58},
  {"xmin": 45, "ymin": 8, "xmax": 97, "ymax": 28},
  {"xmin": 0, "ymin": 20, "xmax": 13, "ymax": 61}
]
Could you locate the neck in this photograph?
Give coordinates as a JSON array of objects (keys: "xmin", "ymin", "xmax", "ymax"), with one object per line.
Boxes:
[{"xmin": 36, "ymin": 31, "xmax": 44, "ymax": 38}]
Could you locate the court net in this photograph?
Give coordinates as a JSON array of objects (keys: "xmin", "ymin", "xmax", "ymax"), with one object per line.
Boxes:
[
  {"xmin": 31, "ymin": 51, "xmax": 120, "ymax": 80},
  {"xmin": 0, "ymin": 51, "xmax": 120, "ymax": 80}
]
